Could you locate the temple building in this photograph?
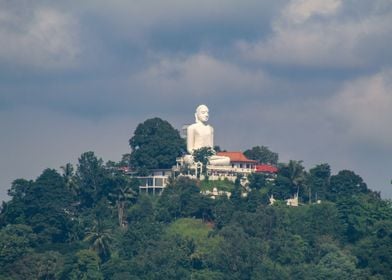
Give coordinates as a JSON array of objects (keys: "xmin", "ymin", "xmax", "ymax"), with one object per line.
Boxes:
[
  {"xmin": 132, "ymin": 105, "xmax": 278, "ymax": 194},
  {"xmin": 217, "ymin": 151, "xmax": 257, "ymax": 169},
  {"xmin": 175, "ymin": 150, "xmax": 277, "ymax": 182}
]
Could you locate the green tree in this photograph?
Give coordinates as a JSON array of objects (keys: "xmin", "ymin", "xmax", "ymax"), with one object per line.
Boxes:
[
  {"xmin": 157, "ymin": 177, "xmax": 212, "ymax": 221},
  {"xmin": 269, "ymin": 229, "xmax": 309, "ymax": 266},
  {"xmin": 289, "ymin": 202, "xmax": 344, "ymax": 245},
  {"xmin": 274, "ymin": 160, "xmax": 306, "ymax": 199},
  {"xmin": 336, "ymin": 193, "xmax": 391, "ymax": 243},
  {"xmin": 10, "ymin": 251, "xmax": 64, "ymax": 280},
  {"xmin": 0, "ymin": 224, "xmax": 36, "ymax": 271},
  {"xmin": 191, "ymin": 270, "xmax": 225, "ymax": 280},
  {"xmin": 213, "ymin": 225, "xmax": 262, "ymax": 279},
  {"xmin": 129, "ymin": 118, "xmax": 185, "ymax": 172},
  {"xmin": 286, "ymin": 160, "xmax": 306, "ymax": 191},
  {"xmin": 312, "ymin": 244, "xmax": 363, "ymax": 279},
  {"xmin": 252, "ymin": 257, "xmax": 290, "ymax": 280},
  {"xmin": 76, "ymin": 152, "xmax": 107, "ymax": 208},
  {"xmin": 240, "ymin": 206, "xmax": 278, "ymax": 240},
  {"xmin": 126, "ymin": 194, "xmax": 155, "ymax": 224},
  {"xmin": 273, "ymin": 174, "xmax": 292, "ymax": 199},
  {"xmin": 328, "ymin": 170, "xmax": 369, "ymax": 201},
  {"xmin": 212, "ymin": 197, "xmax": 235, "ymax": 229},
  {"xmin": 165, "ymin": 218, "xmax": 223, "ymax": 271},
  {"xmin": 230, "ymin": 183, "xmax": 244, "ymax": 210},
  {"xmin": 119, "ymin": 215, "xmax": 163, "ymax": 259},
  {"xmin": 354, "ymin": 220, "xmax": 392, "ymax": 276},
  {"xmin": 244, "ymin": 146, "xmax": 278, "ymax": 165},
  {"xmin": 0, "ymin": 179, "xmax": 32, "ymax": 225},
  {"xmin": 101, "ymin": 255, "xmax": 135, "ymax": 280},
  {"xmin": 69, "ymin": 250, "xmax": 103, "ymax": 280},
  {"xmin": 246, "ymin": 189, "xmax": 264, "ymax": 212},
  {"xmin": 129, "ymin": 235, "xmax": 194, "ymax": 279},
  {"xmin": 61, "ymin": 163, "xmax": 78, "ymax": 195},
  {"xmin": 84, "ymin": 220, "xmax": 113, "ymax": 262},
  {"xmin": 248, "ymin": 173, "xmax": 267, "ymax": 190},
  {"xmin": 248, "ymin": 173, "xmax": 271, "ymax": 206},
  {"xmin": 6, "ymin": 178, "xmax": 31, "ymax": 200},
  {"xmin": 193, "ymin": 147, "xmax": 215, "ymax": 177},
  {"xmin": 118, "ymin": 153, "xmax": 131, "ymax": 167},
  {"xmin": 307, "ymin": 163, "xmax": 331, "ymax": 201},
  {"xmin": 23, "ymin": 169, "xmax": 75, "ymax": 244},
  {"xmin": 108, "ymin": 175, "xmax": 138, "ymax": 228}
]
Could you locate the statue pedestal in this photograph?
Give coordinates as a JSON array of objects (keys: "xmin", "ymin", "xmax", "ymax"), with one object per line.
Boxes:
[{"xmin": 208, "ymin": 155, "xmax": 230, "ymax": 166}]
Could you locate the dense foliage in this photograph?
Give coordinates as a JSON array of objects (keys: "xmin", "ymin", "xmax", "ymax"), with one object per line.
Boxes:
[
  {"xmin": 244, "ymin": 146, "xmax": 279, "ymax": 165},
  {"xmin": 129, "ymin": 118, "xmax": 185, "ymax": 173},
  {"xmin": 1, "ymin": 119, "xmax": 391, "ymax": 279}
]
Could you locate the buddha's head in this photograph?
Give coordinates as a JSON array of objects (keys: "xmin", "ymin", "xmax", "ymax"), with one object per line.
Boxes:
[{"xmin": 195, "ymin": 104, "xmax": 209, "ymax": 123}]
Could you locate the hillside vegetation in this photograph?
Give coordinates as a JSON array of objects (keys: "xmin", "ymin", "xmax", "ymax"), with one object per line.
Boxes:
[{"xmin": 1, "ymin": 118, "xmax": 391, "ymax": 279}]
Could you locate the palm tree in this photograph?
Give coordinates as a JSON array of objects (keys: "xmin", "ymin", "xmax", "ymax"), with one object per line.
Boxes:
[
  {"xmin": 84, "ymin": 219, "xmax": 113, "ymax": 261},
  {"xmin": 287, "ymin": 160, "xmax": 305, "ymax": 190},
  {"xmin": 109, "ymin": 185, "xmax": 137, "ymax": 228},
  {"xmin": 60, "ymin": 163, "xmax": 79, "ymax": 195}
]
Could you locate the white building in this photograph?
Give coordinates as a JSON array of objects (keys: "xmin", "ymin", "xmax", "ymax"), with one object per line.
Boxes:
[
  {"xmin": 132, "ymin": 152, "xmax": 278, "ymax": 195},
  {"xmin": 137, "ymin": 169, "xmax": 172, "ymax": 195}
]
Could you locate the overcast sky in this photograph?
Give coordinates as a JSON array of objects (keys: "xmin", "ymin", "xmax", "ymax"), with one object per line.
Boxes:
[{"xmin": 1, "ymin": 0, "xmax": 392, "ymax": 202}]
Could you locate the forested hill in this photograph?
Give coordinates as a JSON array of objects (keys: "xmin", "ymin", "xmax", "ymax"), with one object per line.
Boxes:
[{"xmin": 1, "ymin": 118, "xmax": 391, "ymax": 279}]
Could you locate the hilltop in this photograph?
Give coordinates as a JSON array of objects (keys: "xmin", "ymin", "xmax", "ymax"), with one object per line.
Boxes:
[{"xmin": 1, "ymin": 118, "xmax": 391, "ymax": 279}]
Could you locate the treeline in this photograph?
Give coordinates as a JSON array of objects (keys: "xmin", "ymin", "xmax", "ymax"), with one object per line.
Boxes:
[
  {"xmin": 0, "ymin": 117, "xmax": 391, "ymax": 279},
  {"xmin": 1, "ymin": 151, "xmax": 391, "ymax": 279}
]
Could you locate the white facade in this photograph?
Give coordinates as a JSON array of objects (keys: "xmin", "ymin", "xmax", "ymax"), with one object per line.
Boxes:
[{"xmin": 137, "ymin": 175, "xmax": 169, "ymax": 195}]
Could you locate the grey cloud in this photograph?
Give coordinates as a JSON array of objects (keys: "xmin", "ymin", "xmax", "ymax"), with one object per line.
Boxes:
[
  {"xmin": 1, "ymin": 0, "xmax": 392, "ymax": 201},
  {"xmin": 61, "ymin": 0, "xmax": 288, "ymax": 59},
  {"xmin": 129, "ymin": 53, "xmax": 269, "ymax": 99},
  {"xmin": 0, "ymin": 4, "xmax": 81, "ymax": 68},
  {"xmin": 328, "ymin": 69, "xmax": 392, "ymax": 148},
  {"xmin": 237, "ymin": 0, "xmax": 392, "ymax": 70}
]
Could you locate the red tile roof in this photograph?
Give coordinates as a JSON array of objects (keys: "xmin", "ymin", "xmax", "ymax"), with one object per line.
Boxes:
[
  {"xmin": 255, "ymin": 164, "xmax": 278, "ymax": 173},
  {"xmin": 216, "ymin": 151, "xmax": 257, "ymax": 163}
]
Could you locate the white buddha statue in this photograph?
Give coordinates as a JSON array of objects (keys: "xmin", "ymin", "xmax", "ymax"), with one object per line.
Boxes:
[{"xmin": 186, "ymin": 105, "xmax": 230, "ymax": 166}]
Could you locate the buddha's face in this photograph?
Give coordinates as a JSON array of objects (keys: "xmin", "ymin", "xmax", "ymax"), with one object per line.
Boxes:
[{"xmin": 196, "ymin": 105, "xmax": 209, "ymax": 123}]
